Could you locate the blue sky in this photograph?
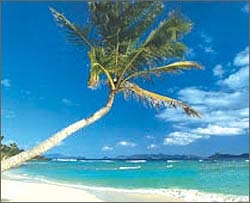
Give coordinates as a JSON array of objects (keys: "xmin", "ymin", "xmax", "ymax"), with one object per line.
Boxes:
[{"xmin": 1, "ymin": 1, "xmax": 249, "ymax": 158}]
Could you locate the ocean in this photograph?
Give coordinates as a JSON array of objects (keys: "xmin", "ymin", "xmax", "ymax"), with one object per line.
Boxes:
[{"xmin": 3, "ymin": 159, "xmax": 249, "ymax": 200}]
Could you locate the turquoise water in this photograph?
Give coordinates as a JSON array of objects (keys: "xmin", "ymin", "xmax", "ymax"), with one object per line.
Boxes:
[{"xmin": 5, "ymin": 159, "xmax": 249, "ymax": 196}]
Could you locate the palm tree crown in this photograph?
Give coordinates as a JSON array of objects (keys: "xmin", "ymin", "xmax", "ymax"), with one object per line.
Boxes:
[
  {"xmin": 50, "ymin": 0, "xmax": 202, "ymax": 117},
  {"xmin": 1, "ymin": 0, "xmax": 203, "ymax": 172}
]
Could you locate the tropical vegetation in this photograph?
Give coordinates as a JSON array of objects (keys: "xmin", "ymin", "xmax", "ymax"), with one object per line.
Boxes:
[
  {"xmin": 1, "ymin": 136, "xmax": 47, "ymax": 161},
  {"xmin": 1, "ymin": 136, "xmax": 24, "ymax": 160},
  {"xmin": 1, "ymin": 0, "xmax": 202, "ymax": 172}
]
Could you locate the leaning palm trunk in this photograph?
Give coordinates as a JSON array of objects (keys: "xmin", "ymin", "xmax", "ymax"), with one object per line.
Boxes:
[{"xmin": 1, "ymin": 93, "xmax": 115, "ymax": 172}]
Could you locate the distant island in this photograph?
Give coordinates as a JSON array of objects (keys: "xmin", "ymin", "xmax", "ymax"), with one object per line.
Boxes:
[
  {"xmin": 2, "ymin": 136, "xmax": 248, "ymax": 162},
  {"xmin": 114, "ymin": 154, "xmax": 202, "ymax": 160},
  {"xmin": 207, "ymin": 153, "xmax": 249, "ymax": 160},
  {"xmin": 44, "ymin": 153, "xmax": 249, "ymax": 161}
]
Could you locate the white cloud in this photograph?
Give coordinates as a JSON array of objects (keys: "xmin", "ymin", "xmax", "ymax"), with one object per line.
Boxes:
[
  {"xmin": 194, "ymin": 125, "xmax": 244, "ymax": 136},
  {"xmin": 242, "ymin": 3, "xmax": 249, "ymax": 13},
  {"xmin": 145, "ymin": 135, "xmax": 155, "ymax": 139},
  {"xmin": 163, "ymin": 123, "xmax": 244, "ymax": 146},
  {"xmin": 199, "ymin": 32, "xmax": 215, "ymax": 54},
  {"xmin": 178, "ymin": 87, "xmax": 247, "ymax": 109},
  {"xmin": 204, "ymin": 46, "xmax": 214, "ymax": 53},
  {"xmin": 205, "ymin": 108, "xmax": 249, "ymax": 128},
  {"xmin": 164, "ymin": 132, "xmax": 208, "ymax": 146},
  {"xmin": 1, "ymin": 109, "xmax": 16, "ymax": 119},
  {"xmin": 147, "ymin": 144, "xmax": 158, "ymax": 149},
  {"xmin": 102, "ymin": 146, "xmax": 113, "ymax": 151},
  {"xmin": 1, "ymin": 79, "xmax": 11, "ymax": 87},
  {"xmin": 201, "ymin": 32, "xmax": 212, "ymax": 44},
  {"xmin": 158, "ymin": 87, "xmax": 248, "ymax": 132},
  {"xmin": 62, "ymin": 98, "xmax": 79, "ymax": 106},
  {"xmin": 158, "ymin": 47, "xmax": 249, "ymax": 146},
  {"xmin": 20, "ymin": 90, "xmax": 31, "ymax": 95},
  {"xmin": 117, "ymin": 141, "xmax": 136, "ymax": 147},
  {"xmin": 62, "ymin": 98, "xmax": 72, "ymax": 105},
  {"xmin": 233, "ymin": 47, "xmax": 249, "ymax": 67},
  {"xmin": 213, "ymin": 64, "xmax": 224, "ymax": 77},
  {"xmin": 218, "ymin": 65, "xmax": 249, "ymax": 90},
  {"xmin": 157, "ymin": 106, "xmax": 199, "ymax": 123},
  {"xmin": 218, "ymin": 47, "xmax": 249, "ymax": 90}
]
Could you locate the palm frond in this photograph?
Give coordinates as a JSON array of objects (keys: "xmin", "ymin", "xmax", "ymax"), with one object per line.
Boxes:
[
  {"xmin": 50, "ymin": 2, "xmax": 203, "ymax": 120},
  {"xmin": 123, "ymin": 61, "xmax": 202, "ymax": 82},
  {"xmin": 116, "ymin": 10, "xmax": 192, "ymax": 82},
  {"xmin": 144, "ymin": 11, "xmax": 192, "ymax": 47},
  {"xmin": 119, "ymin": 1, "xmax": 163, "ymax": 46},
  {"xmin": 50, "ymin": 7, "xmax": 93, "ymax": 49},
  {"xmin": 119, "ymin": 42, "xmax": 188, "ymax": 76},
  {"xmin": 89, "ymin": 1, "xmax": 163, "ymax": 48},
  {"xmin": 88, "ymin": 48, "xmax": 116, "ymax": 89},
  {"xmin": 141, "ymin": 42, "xmax": 187, "ymax": 65},
  {"xmin": 88, "ymin": 49, "xmax": 102, "ymax": 89},
  {"xmin": 122, "ymin": 82, "xmax": 201, "ymax": 117}
]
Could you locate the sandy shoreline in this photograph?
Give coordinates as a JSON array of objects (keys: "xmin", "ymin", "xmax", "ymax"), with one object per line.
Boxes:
[
  {"xmin": 1, "ymin": 178, "xmax": 182, "ymax": 202},
  {"xmin": 1, "ymin": 179, "xmax": 103, "ymax": 202},
  {"xmin": 1, "ymin": 177, "xmax": 248, "ymax": 202}
]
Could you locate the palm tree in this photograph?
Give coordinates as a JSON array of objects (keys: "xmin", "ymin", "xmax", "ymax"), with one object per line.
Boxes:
[
  {"xmin": 1, "ymin": 136, "xmax": 8, "ymax": 160},
  {"xmin": 8, "ymin": 143, "xmax": 20, "ymax": 157},
  {"xmin": 1, "ymin": 135, "xmax": 4, "ymax": 151},
  {"xmin": 1, "ymin": 1, "xmax": 202, "ymax": 172}
]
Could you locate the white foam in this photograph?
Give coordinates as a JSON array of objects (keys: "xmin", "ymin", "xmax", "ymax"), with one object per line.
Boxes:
[
  {"xmin": 54, "ymin": 158, "xmax": 77, "ymax": 162},
  {"xmin": 101, "ymin": 160, "xmax": 114, "ymax": 163},
  {"xmin": 160, "ymin": 189, "xmax": 249, "ymax": 202},
  {"xmin": 79, "ymin": 160, "xmax": 92, "ymax": 162},
  {"xmin": 79, "ymin": 160, "xmax": 108, "ymax": 163},
  {"xmin": 167, "ymin": 160, "xmax": 180, "ymax": 163},
  {"xmin": 126, "ymin": 160, "xmax": 147, "ymax": 163},
  {"xmin": 50, "ymin": 183, "xmax": 249, "ymax": 202},
  {"xmin": 119, "ymin": 166, "xmax": 141, "ymax": 170},
  {"xmin": 4, "ymin": 173, "xmax": 248, "ymax": 202},
  {"xmin": 166, "ymin": 165, "xmax": 173, "ymax": 168}
]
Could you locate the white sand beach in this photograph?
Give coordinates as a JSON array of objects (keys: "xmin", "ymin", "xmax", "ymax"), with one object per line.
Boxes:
[
  {"xmin": 1, "ymin": 179, "xmax": 103, "ymax": 202},
  {"xmin": 1, "ymin": 177, "xmax": 248, "ymax": 202},
  {"xmin": 1, "ymin": 178, "xmax": 183, "ymax": 202}
]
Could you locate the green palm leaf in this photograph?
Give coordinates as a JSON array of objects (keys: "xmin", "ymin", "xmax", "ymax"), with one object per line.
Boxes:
[
  {"xmin": 49, "ymin": 7, "xmax": 93, "ymax": 49},
  {"xmin": 89, "ymin": 0, "xmax": 163, "ymax": 48},
  {"xmin": 117, "ymin": 10, "xmax": 193, "ymax": 82},
  {"xmin": 145, "ymin": 11, "xmax": 192, "ymax": 47}
]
